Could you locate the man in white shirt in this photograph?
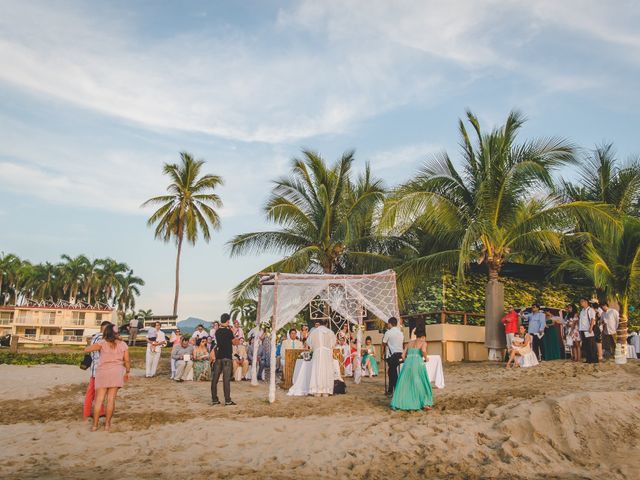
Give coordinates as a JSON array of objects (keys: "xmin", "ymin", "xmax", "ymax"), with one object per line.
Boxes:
[
  {"xmin": 601, "ymin": 302, "xmax": 619, "ymax": 359},
  {"xmin": 280, "ymin": 328, "xmax": 300, "ymax": 371},
  {"xmin": 382, "ymin": 317, "xmax": 404, "ymax": 395},
  {"xmin": 578, "ymin": 298, "xmax": 598, "ymax": 364},
  {"xmin": 192, "ymin": 324, "xmax": 208, "ymax": 341},
  {"xmin": 145, "ymin": 322, "xmax": 167, "ymax": 377},
  {"xmin": 128, "ymin": 316, "xmax": 141, "ymax": 346}
]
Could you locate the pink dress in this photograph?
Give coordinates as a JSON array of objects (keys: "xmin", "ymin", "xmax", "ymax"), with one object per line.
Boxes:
[{"xmin": 95, "ymin": 340, "xmax": 128, "ymax": 389}]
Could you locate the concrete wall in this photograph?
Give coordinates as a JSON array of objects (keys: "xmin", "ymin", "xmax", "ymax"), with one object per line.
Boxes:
[{"xmin": 365, "ymin": 323, "xmax": 488, "ymax": 362}]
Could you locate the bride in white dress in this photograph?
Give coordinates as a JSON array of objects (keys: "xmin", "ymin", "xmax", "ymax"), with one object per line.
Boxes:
[{"xmin": 307, "ymin": 320, "xmax": 337, "ymax": 396}]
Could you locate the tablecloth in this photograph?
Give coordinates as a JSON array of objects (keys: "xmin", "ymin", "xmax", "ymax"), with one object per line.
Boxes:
[
  {"xmin": 399, "ymin": 354, "xmax": 445, "ymax": 389},
  {"xmin": 288, "ymin": 359, "xmax": 341, "ymax": 396}
]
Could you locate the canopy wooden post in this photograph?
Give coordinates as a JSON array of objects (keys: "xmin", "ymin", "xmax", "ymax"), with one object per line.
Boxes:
[
  {"xmin": 268, "ymin": 273, "xmax": 279, "ymax": 403},
  {"xmin": 251, "ymin": 281, "xmax": 264, "ymax": 387}
]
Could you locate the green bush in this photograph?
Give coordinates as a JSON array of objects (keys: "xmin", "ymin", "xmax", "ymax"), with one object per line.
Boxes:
[
  {"xmin": 0, "ymin": 351, "xmax": 84, "ymax": 365},
  {"xmin": 404, "ymin": 272, "xmax": 594, "ymax": 324}
]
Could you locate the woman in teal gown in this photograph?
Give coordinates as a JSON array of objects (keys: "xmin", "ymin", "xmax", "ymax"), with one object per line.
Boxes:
[
  {"xmin": 361, "ymin": 336, "xmax": 379, "ymax": 377},
  {"xmin": 390, "ymin": 326, "xmax": 433, "ymax": 411},
  {"xmin": 542, "ymin": 310, "xmax": 562, "ymax": 361}
]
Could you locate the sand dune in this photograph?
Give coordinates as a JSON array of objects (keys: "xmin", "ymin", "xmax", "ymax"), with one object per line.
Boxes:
[{"xmin": 0, "ymin": 360, "xmax": 638, "ymax": 479}]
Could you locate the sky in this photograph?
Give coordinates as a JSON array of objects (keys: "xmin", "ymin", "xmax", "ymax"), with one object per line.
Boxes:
[{"xmin": 1, "ymin": 0, "xmax": 639, "ymax": 321}]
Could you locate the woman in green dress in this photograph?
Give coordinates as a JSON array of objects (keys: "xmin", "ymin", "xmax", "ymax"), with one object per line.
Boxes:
[
  {"xmin": 390, "ymin": 325, "xmax": 433, "ymax": 411},
  {"xmin": 192, "ymin": 338, "xmax": 211, "ymax": 381},
  {"xmin": 542, "ymin": 310, "xmax": 562, "ymax": 360},
  {"xmin": 361, "ymin": 336, "xmax": 379, "ymax": 377}
]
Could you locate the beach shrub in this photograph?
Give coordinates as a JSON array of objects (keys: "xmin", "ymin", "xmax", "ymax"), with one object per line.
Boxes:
[
  {"xmin": 404, "ymin": 273, "xmax": 593, "ymax": 322},
  {"xmin": 0, "ymin": 351, "xmax": 84, "ymax": 365}
]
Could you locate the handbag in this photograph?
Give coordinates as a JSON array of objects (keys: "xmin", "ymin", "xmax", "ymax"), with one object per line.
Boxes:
[
  {"xmin": 333, "ymin": 379, "xmax": 346, "ymax": 394},
  {"xmin": 80, "ymin": 353, "xmax": 92, "ymax": 370}
]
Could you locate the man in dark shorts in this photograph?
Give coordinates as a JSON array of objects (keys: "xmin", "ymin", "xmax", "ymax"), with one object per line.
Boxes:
[{"xmin": 211, "ymin": 313, "xmax": 239, "ymax": 406}]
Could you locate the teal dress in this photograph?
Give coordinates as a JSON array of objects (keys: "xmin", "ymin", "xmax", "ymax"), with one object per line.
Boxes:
[
  {"xmin": 542, "ymin": 320, "xmax": 561, "ymax": 360},
  {"xmin": 362, "ymin": 345, "xmax": 379, "ymax": 375},
  {"xmin": 390, "ymin": 348, "xmax": 433, "ymax": 411}
]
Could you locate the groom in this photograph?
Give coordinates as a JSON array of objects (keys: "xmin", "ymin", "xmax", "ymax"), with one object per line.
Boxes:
[
  {"xmin": 382, "ymin": 317, "xmax": 404, "ymax": 395},
  {"xmin": 307, "ymin": 319, "xmax": 337, "ymax": 397}
]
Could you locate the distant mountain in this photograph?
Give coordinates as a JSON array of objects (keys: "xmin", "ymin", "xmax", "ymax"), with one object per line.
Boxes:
[{"xmin": 177, "ymin": 317, "xmax": 212, "ymax": 334}]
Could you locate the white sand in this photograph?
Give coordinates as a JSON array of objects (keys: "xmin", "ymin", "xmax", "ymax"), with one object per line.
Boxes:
[
  {"xmin": 0, "ymin": 364, "xmax": 89, "ymax": 400},
  {"xmin": 0, "ymin": 360, "xmax": 638, "ymax": 479}
]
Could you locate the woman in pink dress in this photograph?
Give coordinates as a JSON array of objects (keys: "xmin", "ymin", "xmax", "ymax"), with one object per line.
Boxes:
[{"xmin": 84, "ymin": 324, "xmax": 130, "ymax": 431}]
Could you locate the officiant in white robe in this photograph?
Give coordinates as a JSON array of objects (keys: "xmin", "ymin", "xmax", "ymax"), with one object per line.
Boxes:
[{"xmin": 307, "ymin": 320, "xmax": 337, "ymax": 395}]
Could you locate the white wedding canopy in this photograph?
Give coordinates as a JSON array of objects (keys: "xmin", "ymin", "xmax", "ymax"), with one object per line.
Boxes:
[{"xmin": 252, "ymin": 270, "xmax": 401, "ymax": 403}]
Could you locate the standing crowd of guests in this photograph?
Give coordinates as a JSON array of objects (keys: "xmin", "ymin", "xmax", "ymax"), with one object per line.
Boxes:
[{"xmin": 501, "ymin": 297, "xmax": 624, "ymax": 367}]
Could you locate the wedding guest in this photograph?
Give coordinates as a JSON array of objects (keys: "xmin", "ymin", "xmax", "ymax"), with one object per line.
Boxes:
[
  {"xmin": 169, "ymin": 328, "xmax": 182, "ymax": 379},
  {"xmin": 521, "ymin": 304, "xmax": 546, "ymax": 361},
  {"xmin": 84, "ymin": 324, "xmax": 130, "ymax": 431},
  {"xmin": 192, "ymin": 324, "xmax": 208, "ymax": 342},
  {"xmin": 501, "ymin": 305, "xmax": 519, "ymax": 352},
  {"xmin": 506, "ymin": 325, "xmax": 539, "ymax": 368},
  {"xmin": 361, "ymin": 336, "xmax": 378, "ymax": 377},
  {"xmin": 83, "ymin": 321, "xmax": 111, "ymax": 419},
  {"xmin": 601, "ymin": 302, "xmax": 619, "ymax": 359},
  {"xmin": 128, "ymin": 315, "xmax": 141, "ymax": 346},
  {"xmin": 390, "ymin": 324, "xmax": 432, "ymax": 411},
  {"xmin": 172, "ymin": 337, "xmax": 195, "ymax": 382},
  {"xmin": 232, "ymin": 319, "xmax": 245, "ymax": 340},
  {"xmin": 592, "ymin": 302, "xmax": 604, "ymax": 361},
  {"xmin": 233, "ymin": 339, "xmax": 249, "ymax": 381},
  {"xmin": 193, "ymin": 337, "xmax": 211, "ymax": 381},
  {"xmin": 382, "ymin": 317, "xmax": 404, "ymax": 396},
  {"xmin": 579, "ymin": 297, "xmax": 598, "ymax": 363},
  {"xmin": 258, "ymin": 332, "xmax": 271, "ymax": 381},
  {"xmin": 211, "ymin": 313, "xmax": 238, "ymax": 406},
  {"xmin": 564, "ymin": 304, "xmax": 581, "ymax": 361},
  {"xmin": 145, "ymin": 322, "xmax": 166, "ymax": 377},
  {"xmin": 542, "ymin": 310, "xmax": 562, "ymax": 360},
  {"xmin": 209, "ymin": 321, "xmax": 220, "ymax": 341},
  {"xmin": 300, "ymin": 325, "xmax": 310, "ymax": 345}
]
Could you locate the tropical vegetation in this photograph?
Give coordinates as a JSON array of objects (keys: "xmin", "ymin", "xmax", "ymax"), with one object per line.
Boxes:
[
  {"xmin": 227, "ymin": 150, "xmax": 409, "ymax": 300},
  {"xmin": 0, "ymin": 253, "xmax": 144, "ymax": 316},
  {"xmin": 143, "ymin": 152, "xmax": 224, "ymax": 317}
]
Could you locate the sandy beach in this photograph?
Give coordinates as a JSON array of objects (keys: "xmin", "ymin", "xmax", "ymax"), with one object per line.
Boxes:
[{"xmin": 0, "ymin": 360, "xmax": 638, "ymax": 479}]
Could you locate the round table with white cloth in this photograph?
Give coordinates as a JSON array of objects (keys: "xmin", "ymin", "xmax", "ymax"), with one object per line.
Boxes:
[
  {"xmin": 399, "ymin": 354, "xmax": 445, "ymax": 389},
  {"xmin": 288, "ymin": 359, "xmax": 342, "ymax": 396}
]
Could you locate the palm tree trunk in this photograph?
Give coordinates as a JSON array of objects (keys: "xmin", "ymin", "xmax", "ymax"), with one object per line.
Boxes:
[
  {"xmin": 616, "ymin": 300, "xmax": 629, "ymax": 364},
  {"xmin": 485, "ymin": 265, "xmax": 505, "ymax": 360},
  {"xmin": 173, "ymin": 234, "xmax": 183, "ymax": 317}
]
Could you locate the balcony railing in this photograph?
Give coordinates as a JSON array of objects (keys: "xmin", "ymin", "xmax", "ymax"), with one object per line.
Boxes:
[
  {"xmin": 63, "ymin": 335, "xmax": 84, "ymax": 342},
  {"xmin": 70, "ymin": 319, "xmax": 85, "ymax": 326}
]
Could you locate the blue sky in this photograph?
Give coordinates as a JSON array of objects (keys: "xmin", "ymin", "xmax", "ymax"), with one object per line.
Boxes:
[{"xmin": 1, "ymin": 0, "xmax": 639, "ymax": 321}]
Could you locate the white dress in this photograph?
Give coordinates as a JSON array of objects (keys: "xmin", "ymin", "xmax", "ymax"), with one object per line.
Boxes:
[{"xmin": 307, "ymin": 326, "xmax": 336, "ymax": 395}]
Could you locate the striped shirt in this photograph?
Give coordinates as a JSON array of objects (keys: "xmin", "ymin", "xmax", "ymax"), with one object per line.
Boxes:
[{"xmin": 89, "ymin": 333, "xmax": 103, "ymax": 377}]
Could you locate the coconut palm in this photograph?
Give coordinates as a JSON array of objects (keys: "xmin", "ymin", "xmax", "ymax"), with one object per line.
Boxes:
[
  {"xmin": 142, "ymin": 152, "xmax": 223, "ymax": 316},
  {"xmin": 59, "ymin": 254, "xmax": 89, "ymax": 303},
  {"xmin": 0, "ymin": 253, "xmax": 23, "ymax": 304},
  {"xmin": 95, "ymin": 258, "xmax": 129, "ymax": 306},
  {"xmin": 562, "ymin": 143, "xmax": 640, "ymax": 216},
  {"xmin": 228, "ymin": 150, "xmax": 406, "ymax": 300},
  {"xmin": 380, "ymin": 110, "xmax": 618, "ymax": 353},
  {"xmin": 557, "ymin": 215, "xmax": 640, "ymax": 363},
  {"xmin": 116, "ymin": 270, "xmax": 145, "ymax": 316}
]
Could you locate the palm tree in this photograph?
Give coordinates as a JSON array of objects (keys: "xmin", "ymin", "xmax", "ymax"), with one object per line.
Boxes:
[
  {"xmin": 59, "ymin": 254, "xmax": 88, "ymax": 303},
  {"xmin": 562, "ymin": 143, "xmax": 640, "ymax": 216},
  {"xmin": 380, "ymin": 110, "xmax": 617, "ymax": 356},
  {"xmin": 0, "ymin": 253, "xmax": 23, "ymax": 304},
  {"xmin": 96, "ymin": 258, "xmax": 129, "ymax": 306},
  {"xmin": 142, "ymin": 152, "xmax": 223, "ymax": 316},
  {"xmin": 557, "ymin": 215, "xmax": 640, "ymax": 363},
  {"xmin": 230, "ymin": 298, "xmax": 257, "ymax": 330},
  {"xmin": 228, "ymin": 150, "xmax": 406, "ymax": 300},
  {"xmin": 116, "ymin": 270, "xmax": 145, "ymax": 317}
]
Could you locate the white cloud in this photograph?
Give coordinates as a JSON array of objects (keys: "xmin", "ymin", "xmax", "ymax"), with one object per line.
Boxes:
[{"xmin": 368, "ymin": 143, "xmax": 442, "ymax": 171}]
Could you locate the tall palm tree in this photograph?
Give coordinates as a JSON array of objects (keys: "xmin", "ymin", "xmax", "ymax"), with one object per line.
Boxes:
[
  {"xmin": 380, "ymin": 110, "xmax": 618, "ymax": 355},
  {"xmin": 0, "ymin": 253, "xmax": 23, "ymax": 305},
  {"xmin": 228, "ymin": 150, "xmax": 406, "ymax": 301},
  {"xmin": 557, "ymin": 215, "xmax": 640, "ymax": 363},
  {"xmin": 142, "ymin": 152, "xmax": 223, "ymax": 316},
  {"xmin": 96, "ymin": 258, "xmax": 129, "ymax": 306},
  {"xmin": 562, "ymin": 143, "xmax": 640, "ymax": 216}
]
